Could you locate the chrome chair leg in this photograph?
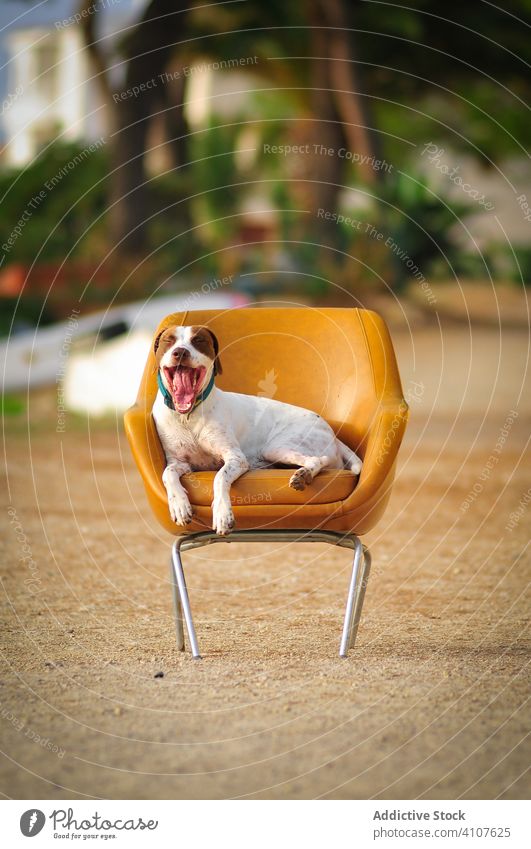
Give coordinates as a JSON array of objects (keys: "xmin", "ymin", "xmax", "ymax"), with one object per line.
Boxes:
[
  {"xmin": 345, "ymin": 546, "xmax": 372, "ymax": 656},
  {"xmin": 169, "ymin": 550, "xmax": 185, "ymax": 652},
  {"xmin": 339, "ymin": 537, "xmax": 364, "ymax": 657},
  {"xmin": 169, "ymin": 530, "xmax": 372, "ymax": 659},
  {"xmin": 339, "ymin": 540, "xmax": 372, "ymax": 657},
  {"xmin": 170, "ymin": 539, "xmax": 201, "ymax": 659}
]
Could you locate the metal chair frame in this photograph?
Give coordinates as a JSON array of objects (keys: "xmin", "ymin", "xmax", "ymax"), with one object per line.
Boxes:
[{"xmin": 169, "ymin": 529, "xmax": 372, "ymax": 659}]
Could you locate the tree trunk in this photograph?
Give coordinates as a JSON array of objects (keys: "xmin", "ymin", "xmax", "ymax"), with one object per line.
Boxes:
[
  {"xmin": 162, "ymin": 70, "xmax": 188, "ymax": 169},
  {"xmin": 79, "ymin": 0, "xmax": 190, "ymax": 255},
  {"xmin": 304, "ymin": 2, "xmax": 349, "ymax": 250},
  {"xmin": 310, "ymin": 75, "xmax": 347, "ymax": 247},
  {"xmin": 317, "ymin": 0, "xmax": 378, "ymax": 185},
  {"xmin": 108, "ymin": 97, "xmax": 151, "ymax": 254}
]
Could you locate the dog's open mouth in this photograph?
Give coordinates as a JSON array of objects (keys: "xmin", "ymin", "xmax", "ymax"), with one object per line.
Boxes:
[{"xmin": 163, "ymin": 365, "xmax": 206, "ymax": 413}]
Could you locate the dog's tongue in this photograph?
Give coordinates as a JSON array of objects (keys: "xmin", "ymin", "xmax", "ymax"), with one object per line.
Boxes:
[{"xmin": 172, "ymin": 368, "xmax": 196, "ymax": 411}]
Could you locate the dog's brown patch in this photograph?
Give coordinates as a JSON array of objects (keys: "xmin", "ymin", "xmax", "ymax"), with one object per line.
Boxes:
[
  {"xmin": 153, "ymin": 327, "xmax": 177, "ymax": 365},
  {"xmin": 189, "ymin": 326, "xmax": 223, "ymax": 375}
]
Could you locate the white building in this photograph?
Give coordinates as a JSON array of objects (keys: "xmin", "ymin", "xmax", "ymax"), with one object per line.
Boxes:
[
  {"xmin": 3, "ymin": 25, "xmax": 102, "ymax": 165},
  {"xmin": 0, "ymin": 0, "xmax": 144, "ymax": 166}
]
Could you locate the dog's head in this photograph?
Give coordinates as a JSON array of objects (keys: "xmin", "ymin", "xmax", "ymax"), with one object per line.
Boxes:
[{"xmin": 154, "ymin": 325, "xmax": 222, "ymax": 414}]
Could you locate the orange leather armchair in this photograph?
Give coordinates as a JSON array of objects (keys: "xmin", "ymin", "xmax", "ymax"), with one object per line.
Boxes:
[{"xmin": 125, "ymin": 307, "xmax": 408, "ymax": 658}]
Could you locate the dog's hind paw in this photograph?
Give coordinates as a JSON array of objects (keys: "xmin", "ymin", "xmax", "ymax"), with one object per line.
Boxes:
[{"xmin": 289, "ymin": 467, "xmax": 312, "ymax": 491}]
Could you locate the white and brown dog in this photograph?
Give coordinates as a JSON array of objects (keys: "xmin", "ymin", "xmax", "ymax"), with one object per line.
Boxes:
[{"xmin": 152, "ymin": 325, "xmax": 362, "ymax": 535}]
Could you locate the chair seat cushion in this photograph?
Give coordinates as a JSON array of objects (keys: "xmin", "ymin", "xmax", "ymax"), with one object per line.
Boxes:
[{"xmin": 182, "ymin": 469, "xmax": 358, "ymax": 507}]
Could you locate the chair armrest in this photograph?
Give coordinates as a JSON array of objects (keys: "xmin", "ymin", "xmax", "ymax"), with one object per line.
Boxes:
[
  {"xmin": 124, "ymin": 404, "xmax": 167, "ymax": 502},
  {"xmin": 342, "ymin": 398, "xmax": 409, "ymax": 511}
]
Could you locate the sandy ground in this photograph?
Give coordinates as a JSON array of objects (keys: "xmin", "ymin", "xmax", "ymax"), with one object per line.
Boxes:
[{"xmin": 1, "ymin": 316, "xmax": 530, "ymax": 800}]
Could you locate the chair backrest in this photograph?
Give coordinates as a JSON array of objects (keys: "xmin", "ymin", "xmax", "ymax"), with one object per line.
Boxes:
[{"xmin": 136, "ymin": 307, "xmax": 404, "ymax": 449}]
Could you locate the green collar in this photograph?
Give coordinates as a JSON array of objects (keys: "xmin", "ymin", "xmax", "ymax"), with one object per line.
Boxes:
[{"xmin": 157, "ymin": 370, "xmax": 216, "ymax": 414}]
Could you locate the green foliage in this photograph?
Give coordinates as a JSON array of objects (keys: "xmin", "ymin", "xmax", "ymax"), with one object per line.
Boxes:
[
  {"xmin": 1, "ymin": 394, "xmax": 25, "ymax": 416},
  {"xmin": 504, "ymin": 245, "xmax": 531, "ymax": 286},
  {"xmin": 321, "ymin": 171, "xmax": 474, "ymax": 294},
  {"xmin": 188, "ymin": 119, "xmax": 242, "ymax": 244},
  {"xmin": 375, "ymin": 171, "xmax": 472, "ymax": 289},
  {"xmin": 377, "ymin": 85, "xmax": 530, "ymax": 167},
  {"xmin": 148, "ymin": 169, "xmax": 204, "ymax": 273},
  {"xmin": 0, "ymin": 141, "xmax": 108, "ymax": 265}
]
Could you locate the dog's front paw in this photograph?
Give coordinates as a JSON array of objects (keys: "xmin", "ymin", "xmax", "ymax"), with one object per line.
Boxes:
[
  {"xmin": 168, "ymin": 494, "xmax": 193, "ymax": 526},
  {"xmin": 350, "ymin": 456, "xmax": 362, "ymax": 475},
  {"xmin": 212, "ymin": 501, "xmax": 235, "ymax": 536}
]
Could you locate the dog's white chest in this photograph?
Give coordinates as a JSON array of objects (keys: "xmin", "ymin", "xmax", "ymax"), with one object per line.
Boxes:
[{"xmin": 153, "ymin": 397, "xmax": 222, "ymax": 470}]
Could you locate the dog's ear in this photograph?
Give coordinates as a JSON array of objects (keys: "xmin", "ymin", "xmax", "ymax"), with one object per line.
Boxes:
[
  {"xmin": 153, "ymin": 329, "xmax": 166, "ymax": 356},
  {"xmin": 206, "ymin": 329, "xmax": 223, "ymax": 375}
]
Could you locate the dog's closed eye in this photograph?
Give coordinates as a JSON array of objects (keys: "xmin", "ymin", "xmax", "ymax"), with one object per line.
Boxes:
[
  {"xmin": 154, "ymin": 330, "xmax": 174, "ymax": 352},
  {"xmin": 190, "ymin": 327, "xmax": 223, "ymax": 375}
]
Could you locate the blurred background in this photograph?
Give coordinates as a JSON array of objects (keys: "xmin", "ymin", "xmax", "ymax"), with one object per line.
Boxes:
[{"xmin": 0, "ymin": 0, "xmax": 529, "ymax": 415}]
